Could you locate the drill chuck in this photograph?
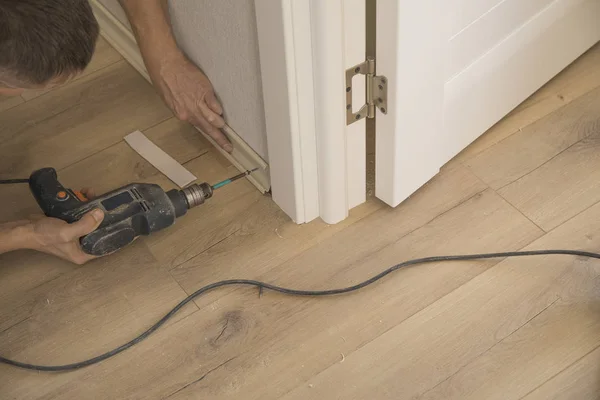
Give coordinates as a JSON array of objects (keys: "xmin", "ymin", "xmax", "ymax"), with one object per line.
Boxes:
[
  {"xmin": 181, "ymin": 183, "xmax": 213, "ymax": 209},
  {"xmin": 165, "ymin": 182, "xmax": 213, "ymax": 219}
]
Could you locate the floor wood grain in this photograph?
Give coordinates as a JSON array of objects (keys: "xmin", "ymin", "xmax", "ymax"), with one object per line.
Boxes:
[
  {"xmin": 166, "ymin": 189, "xmax": 542, "ymax": 400},
  {"xmin": 2, "ymin": 40, "xmax": 600, "ymax": 400},
  {"xmin": 499, "ymin": 135, "xmax": 600, "ymax": 231},
  {"xmin": 465, "ymin": 86, "xmax": 600, "ymax": 190},
  {"xmin": 0, "ymin": 94, "xmax": 23, "ymax": 113},
  {"xmin": 521, "ymin": 345, "xmax": 600, "ymax": 400},
  {"xmin": 0, "ymin": 60, "xmax": 172, "ymax": 178},
  {"xmin": 281, "ymin": 199, "xmax": 600, "ymax": 400}
]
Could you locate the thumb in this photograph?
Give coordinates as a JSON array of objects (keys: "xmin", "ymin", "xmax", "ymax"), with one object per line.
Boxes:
[
  {"xmin": 64, "ymin": 209, "xmax": 104, "ymax": 239},
  {"xmin": 205, "ymin": 91, "xmax": 223, "ymax": 115}
]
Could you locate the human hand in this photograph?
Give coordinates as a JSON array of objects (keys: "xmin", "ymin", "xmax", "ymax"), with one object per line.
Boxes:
[
  {"xmin": 27, "ymin": 189, "xmax": 104, "ymax": 265},
  {"xmin": 149, "ymin": 52, "xmax": 232, "ymax": 153}
]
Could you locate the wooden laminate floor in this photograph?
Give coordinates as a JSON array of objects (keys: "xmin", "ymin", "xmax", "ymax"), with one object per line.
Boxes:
[{"xmin": 2, "ymin": 39, "xmax": 600, "ymax": 400}]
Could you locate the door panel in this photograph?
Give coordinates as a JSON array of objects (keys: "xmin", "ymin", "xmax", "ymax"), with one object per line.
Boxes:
[
  {"xmin": 443, "ymin": 0, "xmax": 600, "ymax": 165},
  {"xmin": 375, "ymin": 0, "xmax": 446, "ymax": 206},
  {"xmin": 447, "ymin": 0, "xmax": 553, "ymax": 80},
  {"xmin": 375, "ymin": 0, "xmax": 600, "ymax": 208},
  {"xmin": 449, "ymin": 0, "xmax": 503, "ymax": 37}
]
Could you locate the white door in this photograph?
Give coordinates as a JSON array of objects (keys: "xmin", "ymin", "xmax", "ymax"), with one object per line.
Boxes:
[{"xmin": 375, "ymin": 0, "xmax": 600, "ymax": 207}]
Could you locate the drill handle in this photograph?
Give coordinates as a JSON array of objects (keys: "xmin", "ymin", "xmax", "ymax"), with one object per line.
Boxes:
[
  {"xmin": 28, "ymin": 167, "xmax": 186, "ymax": 256},
  {"xmin": 29, "ymin": 168, "xmax": 86, "ymax": 222}
]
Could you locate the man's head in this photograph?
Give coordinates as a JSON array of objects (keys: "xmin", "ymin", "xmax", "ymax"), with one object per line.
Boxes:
[{"xmin": 0, "ymin": 0, "xmax": 99, "ymax": 95}]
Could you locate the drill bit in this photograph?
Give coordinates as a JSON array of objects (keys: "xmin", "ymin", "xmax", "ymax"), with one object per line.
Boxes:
[
  {"xmin": 182, "ymin": 168, "xmax": 259, "ymax": 209},
  {"xmin": 211, "ymin": 168, "xmax": 258, "ymax": 190}
]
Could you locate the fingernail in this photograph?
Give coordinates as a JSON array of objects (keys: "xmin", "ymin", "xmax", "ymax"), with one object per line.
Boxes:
[
  {"xmin": 91, "ymin": 209, "xmax": 104, "ymax": 221},
  {"xmin": 224, "ymin": 144, "xmax": 233, "ymax": 153}
]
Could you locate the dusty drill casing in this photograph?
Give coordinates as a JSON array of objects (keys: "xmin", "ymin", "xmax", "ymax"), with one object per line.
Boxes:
[{"xmin": 29, "ymin": 168, "xmax": 213, "ymax": 256}]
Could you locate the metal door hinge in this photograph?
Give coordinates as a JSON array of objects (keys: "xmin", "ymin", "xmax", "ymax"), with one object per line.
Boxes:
[{"xmin": 345, "ymin": 57, "xmax": 387, "ymax": 125}]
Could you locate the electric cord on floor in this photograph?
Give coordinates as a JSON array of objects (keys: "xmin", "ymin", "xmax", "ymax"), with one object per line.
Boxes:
[
  {"xmin": 0, "ymin": 178, "xmax": 29, "ymax": 184},
  {"xmin": 1, "ymin": 249, "xmax": 599, "ymax": 372}
]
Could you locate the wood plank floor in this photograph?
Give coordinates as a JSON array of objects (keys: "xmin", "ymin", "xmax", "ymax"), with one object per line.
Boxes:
[{"xmin": 1, "ymin": 39, "xmax": 600, "ymax": 399}]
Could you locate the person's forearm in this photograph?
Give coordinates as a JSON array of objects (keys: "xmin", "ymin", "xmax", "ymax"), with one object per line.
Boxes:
[
  {"xmin": 119, "ymin": 0, "xmax": 231, "ymax": 151},
  {"xmin": 0, "ymin": 220, "xmax": 34, "ymax": 254},
  {"xmin": 119, "ymin": 0, "xmax": 182, "ymax": 71}
]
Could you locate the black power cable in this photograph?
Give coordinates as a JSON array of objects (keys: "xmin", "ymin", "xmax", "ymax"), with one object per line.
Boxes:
[
  {"xmin": 0, "ymin": 178, "xmax": 29, "ymax": 184},
  {"xmin": 1, "ymin": 249, "xmax": 599, "ymax": 372}
]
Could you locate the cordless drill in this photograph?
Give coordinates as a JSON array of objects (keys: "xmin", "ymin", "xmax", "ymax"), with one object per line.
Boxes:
[{"xmin": 28, "ymin": 167, "xmax": 255, "ymax": 256}]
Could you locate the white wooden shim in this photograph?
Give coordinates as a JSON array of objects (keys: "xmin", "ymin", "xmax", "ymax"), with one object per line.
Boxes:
[{"xmin": 124, "ymin": 130, "xmax": 197, "ymax": 188}]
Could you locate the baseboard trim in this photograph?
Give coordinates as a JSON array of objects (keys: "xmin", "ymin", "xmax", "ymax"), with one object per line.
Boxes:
[
  {"xmin": 89, "ymin": 0, "xmax": 149, "ymax": 81},
  {"xmin": 89, "ymin": 0, "xmax": 271, "ymax": 193}
]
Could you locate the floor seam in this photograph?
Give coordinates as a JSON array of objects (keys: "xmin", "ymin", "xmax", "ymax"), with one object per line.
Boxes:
[
  {"xmin": 530, "ymin": 196, "xmax": 600, "ymax": 238},
  {"xmin": 161, "ymin": 356, "xmax": 238, "ymax": 399},
  {"xmin": 418, "ymin": 297, "xmax": 561, "ymax": 398},
  {"xmin": 495, "ymin": 139, "xmax": 581, "ymax": 192},
  {"xmin": 0, "ymin": 99, "xmax": 26, "ymax": 114},
  {"xmin": 167, "ymin": 198, "xmax": 386, "ymax": 312},
  {"xmin": 275, "ymin": 187, "xmax": 491, "ymax": 309},
  {"xmin": 19, "ymin": 57, "xmax": 124, "ymax": 103},
  {"xmin": 56, "ymin": 115, "xmax": 174, "ymax": 172},
  {"xmin": 278, "ymin": 227, "xmax": 547, "ymax": 399},
  {"xmin": 495, "ymin": 192, "xmax": 547, "ymax": 233},
  {"xmin": 463, "ymin": 130, "xmax": 588, "ymax": 194},
  {"xmin": 167, "ymin": 271, "xmax": 201, "ymax": 312},
  {"xmin": 516, "ymin": 341, "xmax": 600, "ymax": 400},
  {"xmin": 181, "ymin": 148, "xmax": 216, "ymax": 166},
  {"xmin": 0, "ymin": 316, "xmax": 32, "ymax": 336},
  {"xmin": 0, "ymin": 62, "xmax": 130, "ymax": 147},
  {"xmin": 458, "ymin": 83, "xmax": 600, "ymax": 164},
  {"xmin": 168, "ymin": 227, "xmax": 243, "ymax": 274}
]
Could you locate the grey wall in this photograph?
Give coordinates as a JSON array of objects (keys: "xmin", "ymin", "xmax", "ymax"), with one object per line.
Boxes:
[
  {"xmin": 99, "ymin": 0, "xmax": 268, "ymax": 160},
  {"xmin": 100, "ymin": 0, "xmax": 131, "ymax": 28}
]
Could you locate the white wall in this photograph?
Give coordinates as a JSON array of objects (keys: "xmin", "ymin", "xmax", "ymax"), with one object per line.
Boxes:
[{"xmin": 99, "ymin": 0, "xmax": 269, "ymax": 160}]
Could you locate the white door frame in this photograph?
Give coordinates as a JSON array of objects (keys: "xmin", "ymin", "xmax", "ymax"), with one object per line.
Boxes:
[{"xmin": 255, "ymin": 0, "xmax": 366, "ymax": 224}]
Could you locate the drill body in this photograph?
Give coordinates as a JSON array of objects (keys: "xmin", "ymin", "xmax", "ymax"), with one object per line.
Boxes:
[{"xmin": 29, "ymin": 168, "xmax": 212, "ymax": 256}]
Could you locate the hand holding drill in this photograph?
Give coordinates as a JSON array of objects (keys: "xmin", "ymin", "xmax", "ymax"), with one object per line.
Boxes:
[{"xmin": 25, "ymin": 167, "xmax": 256, "ymax": 262}]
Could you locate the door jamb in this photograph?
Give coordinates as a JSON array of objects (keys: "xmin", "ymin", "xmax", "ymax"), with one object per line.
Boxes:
[{"xmin": 255, "ymin": 0, "xmax": 366, "ymax": 224}]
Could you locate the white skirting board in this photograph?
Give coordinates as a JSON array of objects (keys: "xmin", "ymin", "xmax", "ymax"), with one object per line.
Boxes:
[{"xmin": 89, "ymin": 0, "xmax": 271, "ymax": 194}]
